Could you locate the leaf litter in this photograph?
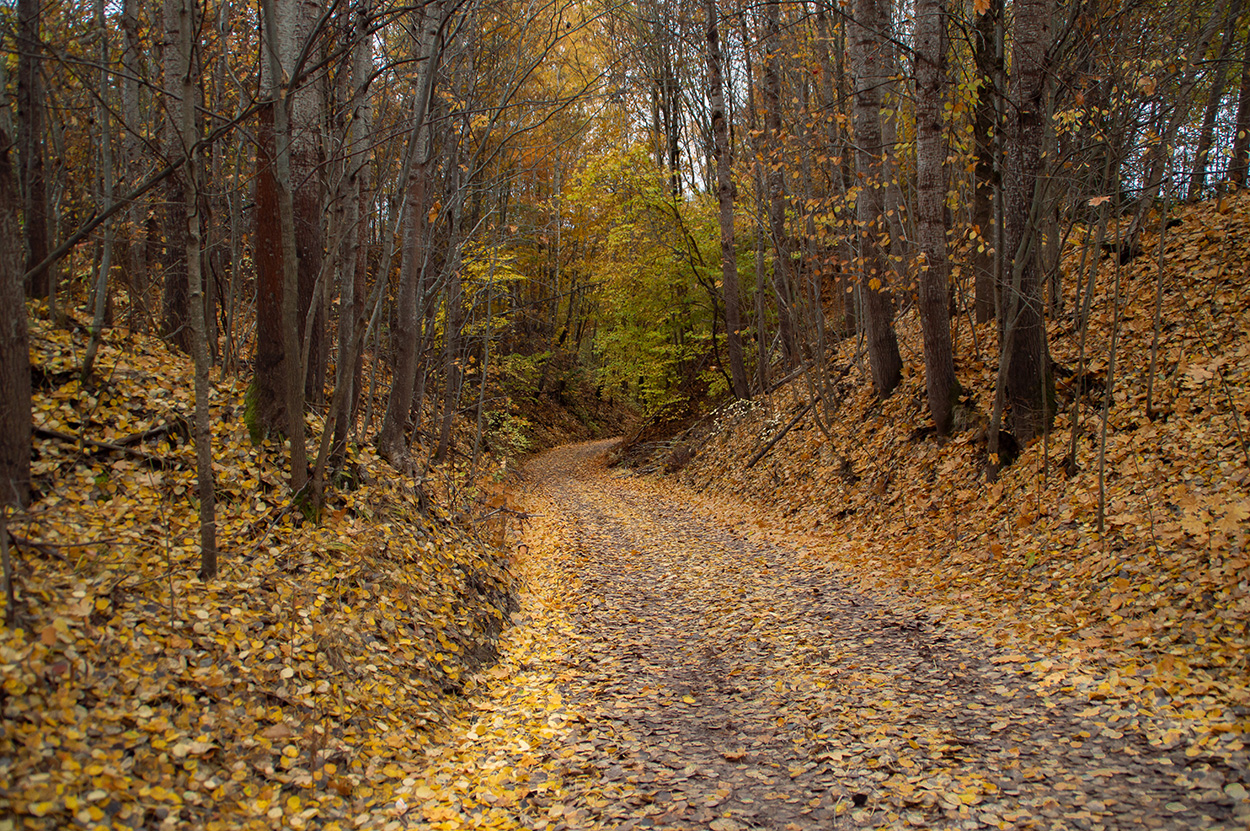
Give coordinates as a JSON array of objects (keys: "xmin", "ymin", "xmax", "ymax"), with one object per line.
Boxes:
[
  {"xmin": 5, "ymin": 191, "xmax": 1250, "ymax": 831},
  {"xmin": 389, "ymin": 195, "xmax": 1250, "ymax": 829},
  {"xmin": 3, "ymin": 315, "xmax": 516, "ymax": 830}
]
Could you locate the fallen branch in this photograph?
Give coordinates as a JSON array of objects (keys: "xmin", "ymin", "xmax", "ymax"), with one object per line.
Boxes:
[
  {"xmin": 745, "ymin": 399, "xmax": 815, "ymax": 470},
  {"xmin": 6, "ymin": 533, "xmax": 69, "ymax": 562},
  {"xmin": 763, "ymin": 361, "xmax": 814, "ymax": 396},
  {"xmin": 111, "ymin": 420, "xmax": 189, "ymax": 448},
  {"xmin": 34, "ymin": 425, "xmax": 185, "ymax": 469}
]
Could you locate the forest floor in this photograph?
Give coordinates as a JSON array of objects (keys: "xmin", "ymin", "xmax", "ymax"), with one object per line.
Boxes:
[
  {"xmin": 379, "ymin": 440, "xmax": 1248, "ymax": 830},
  {"xmin": 2, "ymin": 192, "xmax": 1249, "ymax": 831},
  {"xmin": 388, "ymin": 194, "xmax": 1250, "ymax": 829}
]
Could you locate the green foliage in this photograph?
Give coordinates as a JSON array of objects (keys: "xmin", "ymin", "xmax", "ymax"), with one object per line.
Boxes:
[
  {"xmin": 564, "ymin": 144, "xmax": 725, "ymax": 418},
  {"xmin": 485, "ymin": 410, "xmax": 534, "ymax": 457},
  {"xmin": 498, "ymin": 352, "xmax": 546, "ymax": 402}
]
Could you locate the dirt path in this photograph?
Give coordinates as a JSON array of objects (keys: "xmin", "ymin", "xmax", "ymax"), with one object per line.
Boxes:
[{"xmin": 414, "ymin": 440, "xmax": 1247, "ymax": 830}]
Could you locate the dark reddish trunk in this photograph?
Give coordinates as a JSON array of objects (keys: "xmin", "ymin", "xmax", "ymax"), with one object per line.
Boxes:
[
  {"xmin": 0, "ymin": 132, "xmax": 31, "ymax": 508},
  {"xmin": 251, "ymin": 104, "xmax": 288, "ymax": 435},
  {"xmin": 17, "ymin": 0, "xmax": 49, "ymax": 299},
  {"xmin": 1001, "ymin": 0, "xmax": 1054, "ymax": 442}
]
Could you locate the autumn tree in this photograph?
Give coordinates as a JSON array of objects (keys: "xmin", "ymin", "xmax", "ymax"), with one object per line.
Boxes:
[
  {"xmin": 849, "ymin": 0, "xmax": 902, "ymax": 398},
  {"xmin": 705, "ymin": 0, "xmax": 749, "ymax": 399},
  {"xmin": 914, "ymin": 0, "xmax": 957, "ymax": 434},
  {"xmin": 0, "ymin": 131, "xmax": 30, "ymax": 508}
]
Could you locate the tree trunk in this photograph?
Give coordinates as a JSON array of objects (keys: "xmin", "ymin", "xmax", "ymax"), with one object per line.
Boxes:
[
  {"xmin": 1188, "ymin": 0, "xmax": 1242, "ymax": 200},
  {"xmin": 81, "ymin": 0, "xmax": 116, "ymax": 384},
  {"xmin": 1122, "ymin": 0, "xmax": 1229, "ymax": 254},
  {"xmin": 17, "ymin": 0, "xmax": 50, "ymax": 300},
  {"xmin": 251, "ymin": 106, "xmax": 288, "ymax": 436},
  {"xmin": 260, "ymin": 0, "xmax": 309, "ymax": 494},
  {"xmin": 849, "ymin": 0, "xmax": 902, "ymax": 397},
  {"xmin": 763, "ymin": 0, "xmax": 799, "ymax": 366},
  {"xmin": 705, "ymin": 0, "xmax": 749, "ymax": 399},
  {"xmin": 332, "ymin": 0, "xmax": 372, "ymax": 461},
  {"xmin": 161, "ymin": 0, "xmax": 190, "ymax": 351},
  {"xmin": 1228, "ymin": 21, "xmax": 1250, "ymax": 188},
  {"xmin": 293, "ymin": 0, "xmax": 326, "ymax": 405},
  {"xmin": 175, "ymin": 0, "xmax": 217, "ymax": 575},
  {"xmin": 740, "ymin": 11, "xmax": 770, "ymax": 391},
  {"xmin": 250, "ymin": 0, "xmax": 325, "ymax": 432},
  {"xmin": 434, "ymin": 264, "xmax": 464, "ymax": 464},
  {"xmin": 914, "ymin": 0, "xmax": 957, "ymax": 434},
  {"xmin": 0, "ymin": 132, "xmax": 31, "ymax": 508},
  {"xmin": 378, "ymin": 0, "xmax": 446, "ymax": 466},
  {"xmin": 121, "ymin": 0, "xmax": 148, "ymax": 332},
  {"xmin": 1000, "ymin": 0, "xmax": 1054, "ymax": 442},
  {"xmin": 971, "ymin": 0, "xmax": 1003, "ymax": 323}
]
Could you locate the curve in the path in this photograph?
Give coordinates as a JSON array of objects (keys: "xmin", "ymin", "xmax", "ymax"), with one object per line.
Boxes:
[{"xmin": 514, "ymin": 440, "xmax": 1246, "ymax": 830}]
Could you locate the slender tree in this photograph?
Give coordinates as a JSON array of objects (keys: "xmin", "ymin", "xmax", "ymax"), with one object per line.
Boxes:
[
  {"xmin": 705, "ymin": 0, "xmax": 749, "ymax": 399},
  {"xmin": 17, "ymin": 0, "xmax": 50, "ymax": 300},
  {"xmin": 174, "ymin": 0, "xmax": 218, "ymax": 575},
  {"xmin": 1229, "ymin": 20, "xmax": 1250, "ymax": 188},
  {"xmin": 970, "ymin": 0, "xmax": 1003, "ymax": 323},
  {"xmin": 762, "ymin": 0, "xmax": 799, "ymax": 366},
  {"xmin": 914, "ymin": 0, "xmax": 957, "ymax": 433},
  {"xmin": 251, "ymin": 0, "xmax": 327, "ymax": 436},
  {"xmin": 0, "ymin": 131, "xmax": 31, "ymax": 508},
  {"xmin": 379, "ymin": 0, "xmax": 448, "ymax": 466},
  {"xmin": 1188, "ymin": 0, "xmax": 1242, "ymax": 199},
  {"xmin": 260, "ymin": 0, "xmax": 310, "ymax": 494},
  {"xmin": 120, "ymin": 0, "xmax": 149, "ymax": 331},
  {"xmin": 849, "ymin": 0, "xmax": 902, "ymax": 397},
  {"xmin": 161, "ymin": 0, "xmax": 191, "ymax": 351}
]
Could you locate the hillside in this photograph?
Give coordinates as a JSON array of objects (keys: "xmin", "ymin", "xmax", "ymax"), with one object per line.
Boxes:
[
  {"xmin": 637, "ymin": 192, "xmax": 1248, "ymax": 742},
  {"xmin": 0, "ymin": 320, "xmax": 539, "ymax": 829},
  {"xmin": 1, "ymin": 192, "xmax": 1247, "ymax": 830}
]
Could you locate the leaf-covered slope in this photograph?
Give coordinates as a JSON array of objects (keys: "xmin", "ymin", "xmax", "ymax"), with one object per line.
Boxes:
[
  {"xmin": 664, "ymin": 194, "xmax": 1249, "ymax": 748},
  {"xmin": 2, "ymin": 321, "xmax": 516, "ymax": 830}
]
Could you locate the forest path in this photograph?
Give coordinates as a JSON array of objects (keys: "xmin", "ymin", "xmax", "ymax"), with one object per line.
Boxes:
[{"xmin": 412, "ymin": 440, "xmax": 1244, "ymax": 830}]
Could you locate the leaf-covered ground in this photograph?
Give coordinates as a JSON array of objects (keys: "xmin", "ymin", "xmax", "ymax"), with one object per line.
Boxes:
[
  {"xmin": 4, "ymin": 192, "xmax": 1248, "ymax": 831},
  {"xmin": 2, "ymin": 319, "xmax": 516, "ymax": 830},
  {"xmin": 385, "ymin": 197, "xmax": 1250, "ymax": 829},
  {"xmin": 664, "ymin": 193, "xmax": 1249, "ymax": 744},
  {"xmin": 396, "ymin": 440, "xmax": 1247, "ymax": 829}
]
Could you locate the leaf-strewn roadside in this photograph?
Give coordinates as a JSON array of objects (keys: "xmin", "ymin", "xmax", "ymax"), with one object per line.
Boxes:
[
  {"xmin": 403, "ymin": 440, "xmax": 1249, "ymax": 829},
  {"xmin": 656, "ymin": 194, "xmax": 1250, "ymax": 783},
  {"xmin": 2, "ymin": 319, "xmax": 515, "ymax": 830}
]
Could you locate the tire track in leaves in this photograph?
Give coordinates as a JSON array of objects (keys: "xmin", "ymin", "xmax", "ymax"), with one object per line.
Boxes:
[{"xmin": 512, "ymin": 440, "xmax": 1247, "ymax": 830}]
